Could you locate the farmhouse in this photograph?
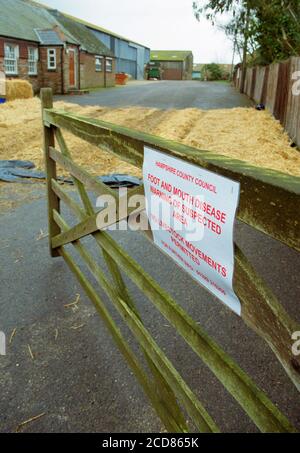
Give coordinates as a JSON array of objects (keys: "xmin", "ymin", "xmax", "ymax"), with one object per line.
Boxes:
[
  {"xmin": 0, "ymin": 0, "xmax": 151, "ymax": 94},
  {"xmin": 150, "ymin": 50, "xmax": 193, "ymax": 80},
  {"xmin": 0, "ymin": 0, "xmax": 116, "ymax": 94}
]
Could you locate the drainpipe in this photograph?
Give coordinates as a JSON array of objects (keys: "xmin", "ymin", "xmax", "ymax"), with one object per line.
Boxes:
[
  {"xmin": 78, "ymin": 46, "xmax": 81, "ymax": 90},
  {"xmin": 61, "ymin": 47, "xmax": 64, "ymax": 94}
]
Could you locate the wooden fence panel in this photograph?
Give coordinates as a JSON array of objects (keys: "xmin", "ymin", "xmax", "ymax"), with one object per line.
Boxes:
[
  {"xmin": 285, "ymin": 57, "xmax": 300, "ymax": 144},
  {"xmin": 250, "ymin": 67, "xmax": 257, "ymax": 100},
  {"xmin": 265, "ymin": 63, "xmax": 280, "ymax": 114},
  {"xmin": 244, "ymin": 68, "xmax": 253, "ymax": 98},
  {"xmin": 274, "ymin": 60, "xmax": 290, "ymax": 124},
  {"xmin": 261, "ymin": 65, "xmax": 270, "ymax": 106},
  {"xmin": 253, "ymin": 66, "xmax": 266, "ymax": 103},
  {"xmin": 236, "ymin": 58, "xmax": 300, "ymax": 147}
]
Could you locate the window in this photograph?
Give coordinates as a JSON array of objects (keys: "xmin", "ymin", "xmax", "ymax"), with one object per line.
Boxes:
[
  {"xmin": 106, "ymin": 57, "xmax": 113, "ymax": 73},
  {"xmin": 95, "ymin": 56, "xmax": 103, "ymax": 72},
  {"xmin": 4, "ymin": 43, "xmax": 19, "ymax": 75},
  {"xmin": 47, "ymin": 49, "xmax": 56, "ymax": 70},
  {"xmin": 28, "ymin": 47, "xmax": 38, "ymax": 75}
]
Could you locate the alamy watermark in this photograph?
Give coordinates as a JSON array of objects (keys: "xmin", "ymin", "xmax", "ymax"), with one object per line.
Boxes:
[
  {"xmin": 292, "ymin": 71, "xmax": 300, "ymax": 96},
  {"xmin": 292, "ymin": 331, "xmax": 300, "ymax": 357},
  {"xmin": 0, "ymin": 331, "xmax": 6, "ymax": 356},
  {"xmin": 96, "ymin": 186, "xmax": 206, "ymax": 242}
]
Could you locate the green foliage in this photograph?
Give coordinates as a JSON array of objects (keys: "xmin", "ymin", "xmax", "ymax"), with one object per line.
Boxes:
[
  {"xmin": 193, "ymin": 0, "xmax": 300, "ymax": 65},
  {"xmin": 202, "ymin": 63, "xmax": 224, "ymax": 80},
  {"xmin": 253, "ymin": 1, "xmax": 300, "ymax": 65}
]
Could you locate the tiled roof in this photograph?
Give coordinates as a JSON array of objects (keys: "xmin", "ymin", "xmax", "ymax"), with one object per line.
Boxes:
[
  {"xmin": 25, "ymin": 0, "xmax": 150, "ymax": 49},
  {"xmin": 0, "ymin": 0, "xmax": 77, "ymax": 44},
  {"xmin": 0, "ymin": 0, "xmax": 113, "ymax": 56}
]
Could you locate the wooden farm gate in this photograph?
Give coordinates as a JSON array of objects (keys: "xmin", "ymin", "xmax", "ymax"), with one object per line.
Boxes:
[{"xmin": 41, "ymin": 88, "xmax": 300, "ymax": 433}]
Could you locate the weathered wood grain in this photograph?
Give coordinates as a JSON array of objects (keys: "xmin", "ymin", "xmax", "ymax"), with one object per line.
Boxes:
[
  {"xmin": 44, "ymin": 108, "xmax": 300, "ymax": 252},
  {"xmin": 41, "ymin": 88, "xmax": 60, "ymax": 257}
]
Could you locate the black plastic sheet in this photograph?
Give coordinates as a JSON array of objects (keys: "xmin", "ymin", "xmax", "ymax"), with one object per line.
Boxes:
[{"xmin": 0, "ymin": 160, "xmax": 142, "ymax": 188}]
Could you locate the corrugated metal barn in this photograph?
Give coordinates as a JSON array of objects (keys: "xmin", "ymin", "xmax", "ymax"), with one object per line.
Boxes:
[
  {"xmin": 63, "ymin": 13, "xmax": 150, "ymax": 80},
  {"xmin": 150, "ymin": 51, "xmax": 194, "ymax": 80}
]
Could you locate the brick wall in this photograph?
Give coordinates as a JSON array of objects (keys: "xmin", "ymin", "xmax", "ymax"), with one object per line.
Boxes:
[
  {"xmin": 0, "ymin": 37, "xmax": 41, "ymax": 93},
  {"xmin": 39, "ymin": 46, "xmax": 63, "ymax": 94},
  {"xmin": 0, "ymin": 36, "xmax": 116, "ymax": 95},
  {"xmin": 106, "ymin": 58, "xmax": 116, "ymax": 87},
  {"xmin": 80, "ymin": 52, "xmax": 104, "ymax": 89},
  {"xmin": 80, "ymin": 52, "xmax": 116, "ymax": 89}
]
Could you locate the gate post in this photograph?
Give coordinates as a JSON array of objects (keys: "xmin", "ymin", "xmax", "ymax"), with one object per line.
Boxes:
[{"xmin": 41, "ymin": 88, "xmax": 60, "ymax": 257}]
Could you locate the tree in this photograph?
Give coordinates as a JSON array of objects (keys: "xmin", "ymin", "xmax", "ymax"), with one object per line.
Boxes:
[
  {"xmin": 193, "ymin": 1, "xmax": 255, "ymax": 92},
  {"xmin": 193, "ymin": 1, "xmax": 300, "ymax": 81},
  {"xmin": 202, "ymin": 63, "xmax": 224, "ymax": 80},
  {"xmin": 253, "ymin": 1, "xmax": 300, "ymax": 64}
]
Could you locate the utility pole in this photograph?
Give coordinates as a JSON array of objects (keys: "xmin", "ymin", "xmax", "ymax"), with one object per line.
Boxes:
[
  {"xmin": 240, "ymin": 2, "xmax": 251, "ymax": 93},
  {"xmin": 230, "ymin": 28, "xmax": 238, "ymax": 81}
]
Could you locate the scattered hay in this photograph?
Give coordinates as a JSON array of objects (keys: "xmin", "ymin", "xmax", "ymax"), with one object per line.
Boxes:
[
  {"xmin": 0, "ymin": 97, "xmax": 299, "ymax": 178},
  {"xmin": 64, "ymin": 294, "xmax": 80, "ymax": 309},
  {"xmin": 5, "ymin": 80, "xmax": 33, "ymax": 101},
  {"xmin": 9, "ymin": 328, "xmax": 17, "ymax": 345},
  {"xmin": 36, "ymin": 229, "xmax": 48, "ymax": 241},
  {"xmin": 16, "ymin": 413, "xmax": 46, "ymax": 432},
  {"xmin": 27, "ymin": 344, "xmax": 35, "ymax": 360},
  {"xmin": 70, "ymin": 324, "xmax": 85, "ymax": 330}
]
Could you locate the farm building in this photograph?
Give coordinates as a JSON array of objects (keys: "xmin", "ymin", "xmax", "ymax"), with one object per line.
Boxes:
[
  {"xmin": 0, "ymin": 0, "xmax": 115, "ymax": 94},
  {"xmin": 0, "ymin": 0, "xmax": 150, "ymax": 94},
  {"xmin": 61, "ymin": 14, "xmax": 151, "ymax": 80},
  {"xmin": 48, "ymin": 10, "xmax": 116, "ymax": 90},
  {"xmin": 150, "ymin": 51, "xmax": 193, "ymax": 80}
]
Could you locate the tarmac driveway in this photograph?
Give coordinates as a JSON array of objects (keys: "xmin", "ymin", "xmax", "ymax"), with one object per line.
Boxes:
[
  {"xmin": 55, "ymin": 80, "xmax": 253, "ymax": 110},
  {"xmin": 0, "ymin": 183, "xmax": 299, "ymax": 433}
]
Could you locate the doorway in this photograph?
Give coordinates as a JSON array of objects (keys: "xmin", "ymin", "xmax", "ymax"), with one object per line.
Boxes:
[{"xmin": 69, "ymin": 49, "xmax": 76, "ymax": 87}]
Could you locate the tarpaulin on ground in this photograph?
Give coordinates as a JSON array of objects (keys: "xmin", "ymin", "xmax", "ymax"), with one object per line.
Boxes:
[{"xmin": 0, "ymin": 160, "xmax": 141, "ymax": 187}]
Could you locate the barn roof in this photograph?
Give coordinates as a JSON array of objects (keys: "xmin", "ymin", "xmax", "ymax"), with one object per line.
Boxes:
[
  {"xmin": 61, "ymin": 12, "xmax": 150, "ymax": 49},
  {"xmin": 48, "ymin": 10, "xmax": 113, "ymax": 56},
  {"xmin": 150, "ymin": 51, "xmax": 193, "ymax": 62},
  {"xmin": 25, "ymin": 0, "xmax": 150, "ymax": 49},
  {"xmin": 0, "ymin": 0, "xmax": 113, "ymax": 56}
]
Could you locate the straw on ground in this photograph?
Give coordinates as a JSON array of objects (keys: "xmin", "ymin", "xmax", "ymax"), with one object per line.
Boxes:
[{"xmin": 16, "ymin": 413, "xmax": 46, "ymax": 432}]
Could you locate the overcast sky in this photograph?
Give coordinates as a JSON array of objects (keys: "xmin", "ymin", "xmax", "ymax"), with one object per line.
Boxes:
[{"xmin": 36, "ymin": 0, "xmax": 235, "ymax": 64}]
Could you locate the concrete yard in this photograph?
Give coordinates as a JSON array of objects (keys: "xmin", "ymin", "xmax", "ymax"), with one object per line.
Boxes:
[
  {"xmin": 0, "ymin": 81, "xmax": 299, "ymax": 433},
  {"xmin": 55, "ymin": 80, "xmax": 253, "ymax": 110}
]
